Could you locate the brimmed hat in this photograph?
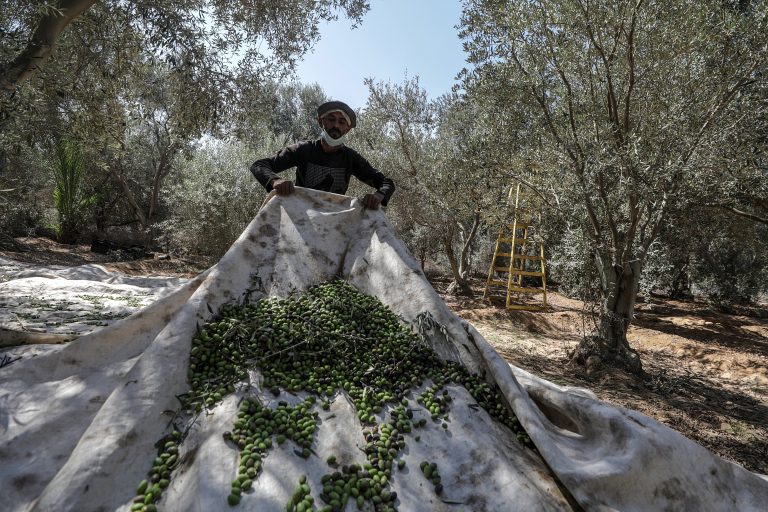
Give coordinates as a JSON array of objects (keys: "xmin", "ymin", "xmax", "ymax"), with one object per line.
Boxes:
[{"xmin": 317, "ymin": 100, "xmax": 357, "ymax": 128}]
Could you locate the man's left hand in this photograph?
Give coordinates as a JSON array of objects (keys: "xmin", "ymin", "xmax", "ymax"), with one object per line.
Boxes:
[{"xmin": 362, "ymin": 192, "xmax": 385, "ymax": 210}]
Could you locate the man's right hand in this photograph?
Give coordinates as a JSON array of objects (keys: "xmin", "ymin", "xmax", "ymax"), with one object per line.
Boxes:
[{"xmin": 271, "ymin": 179, "xmax": 295, "ymax": 195}]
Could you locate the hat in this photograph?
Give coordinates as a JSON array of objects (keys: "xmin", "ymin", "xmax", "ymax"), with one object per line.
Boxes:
[{"xmin": 317, "ymin": 100, "xmax": 357, "ymax": 128}]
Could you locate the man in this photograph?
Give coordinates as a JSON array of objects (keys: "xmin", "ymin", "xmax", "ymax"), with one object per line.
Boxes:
[{"xmin": 250, "ymin": 100, "xmax": 395, "ymax": 209}]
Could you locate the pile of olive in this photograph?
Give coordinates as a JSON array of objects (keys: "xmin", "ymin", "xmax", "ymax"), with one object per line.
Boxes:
[
  {"xmin": 420, "ymin": 461, "xmax": 443, "ymax": 495},
  {"xmin": 417, "ymin": 385, "xmax": 452, "ymax": 427},
  {"xmin": 225, "ymin": 397, "xmax": 318, "ymax": 505},
  {"xmin": 287, "ymin": 474, "xmax": 313, "ymax": 511},
  {"xmin": 130, "ymin": 430, "xmax": 182, "ymax": 511},
  {"xmin": 317, "ymin": 461, "xmax": 397, "ymax": 512},
  {"xmin": 134, "ymin": 280, "xmax": 532, "ymax": 511}
]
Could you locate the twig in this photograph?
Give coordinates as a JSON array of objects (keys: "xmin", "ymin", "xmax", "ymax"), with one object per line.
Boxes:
[
  {"xmin": 13, "ymin": 313, "xmax": 27, "ymax": 331},
  {"xmin": 1, "ymin": 354, "xmax": 22, "ymax": 369}
]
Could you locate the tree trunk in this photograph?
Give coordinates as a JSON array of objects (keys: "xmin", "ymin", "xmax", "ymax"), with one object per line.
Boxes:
[
  {"xmin": 57, "ymin": 217, "xmax": 80, "ymax": 244},
  {"xmin": 0, "ymin": 0, "xmax": 98, "ymax": 92},
  {"xmin": 443, "ymin": 236, "xmax": 473, "ymax": 296},
  {"xmin": 458, "ymin": 210, "xmax": 481, "ymax": 278},
  {"xmin": 444, "ymin": 212, "xmax": 481, "ymax": 296},
  {"xmin": 670, "ymin": 255, "xmax": 692, "ymax": 299},
  {"xmin": 107, "ymin": 163, "xmax": 149, "ymax": 229},
  {"xmin": 570, "ymin": 253, "xmax": 644, "ymax": 374},
  {"xmin": 146, "ymin": 140, "xmax": 177, "ymax": 247}
]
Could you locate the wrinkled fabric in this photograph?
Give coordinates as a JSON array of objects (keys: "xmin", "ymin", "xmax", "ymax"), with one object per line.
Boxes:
[{"xmin": 1, "ymin": 188, "xmax": 766, "ymax": 512}]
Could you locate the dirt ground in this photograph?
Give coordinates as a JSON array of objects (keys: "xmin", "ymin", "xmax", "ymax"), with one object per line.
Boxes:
[{"xmin": 2, "ymin": 237, "xmax": 766, "ymax": 475}]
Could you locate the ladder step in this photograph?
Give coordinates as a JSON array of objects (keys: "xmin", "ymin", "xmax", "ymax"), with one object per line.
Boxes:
[
  {"xmin": 495, "ymin": 252, "xmax": 512, "ymax": 257},
  {"xmin": 487, "ymin": 279, "xmax": 508, "ymax": 286},
  {"xmin": 494, "ymin": 267, "xmax": 542, "ymax": 275},
  {"xmin": 508, "ymin": 270, "xmax": 545, "ymax": 276},
  {"xmin": 513, "ymin": 254, "xmax": 543, "ymax": 260},
  {"xmin": 507, "ymin": 286, "xmax": 546, "ymax": 294},
  {"xmin": 498, "ymin": 237, "xmax": 528, "ymax": 243}
]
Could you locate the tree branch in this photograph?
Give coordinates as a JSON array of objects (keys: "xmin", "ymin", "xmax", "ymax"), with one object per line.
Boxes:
[
  {"xmin": 502, "ymin": 169, "xmax": 566, "ymax": 214},
  {"xmin": 577, "ymin": 0, "xmax": 623, "ymax": 147},
  {"xmin": 622, "ymin": 0, "xmax": 643, "ymax": 136},
  {"xmin": 0, "ymin": 0, "xmax": 99, "ymax": 92},
  {"xmin": 703, "ymin": 204, "xmax": 768, "ymax": 225}
]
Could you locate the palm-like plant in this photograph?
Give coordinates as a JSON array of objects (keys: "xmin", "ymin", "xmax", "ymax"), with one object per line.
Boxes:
[{"xmin": 52, "ymin": 139, "xmax": 95, "ymax": 242}]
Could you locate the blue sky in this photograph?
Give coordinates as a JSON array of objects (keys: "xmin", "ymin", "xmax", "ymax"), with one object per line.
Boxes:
[{"xmin": 295, "ymin": 0, "xmax": 467, "ymax": 110}]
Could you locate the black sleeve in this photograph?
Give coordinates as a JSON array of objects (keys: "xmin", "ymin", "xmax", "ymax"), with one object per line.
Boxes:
[
  {"xmin": 250, "ymin": 142, "xmax": 305, "ymax": 192},
  {"xmin": 347, "ymin": 150, "xmax": 396, "ymax": 206}
]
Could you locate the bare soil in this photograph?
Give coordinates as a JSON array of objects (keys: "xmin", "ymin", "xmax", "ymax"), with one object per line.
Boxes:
[
  {"xmin": 2, "ymin": 237, "xmax": 766, "ymax": 474},
  {"xmin": 0, "ymin": 236, "xmax": 206, "ymax": 277}
]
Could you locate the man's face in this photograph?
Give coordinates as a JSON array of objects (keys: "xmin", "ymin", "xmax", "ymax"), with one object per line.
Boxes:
[{"xmin": 319, "ymin": 112, "xmax": 351, "ymax": 139}]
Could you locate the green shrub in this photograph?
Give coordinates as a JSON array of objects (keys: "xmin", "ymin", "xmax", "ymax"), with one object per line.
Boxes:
[
  {"xmin": 51, "ymin": 139, "xmax": 97, "ymax": 242},
  {"xmin": 156, "ymin": 140, "xmax": 266, "ymax": 260}
]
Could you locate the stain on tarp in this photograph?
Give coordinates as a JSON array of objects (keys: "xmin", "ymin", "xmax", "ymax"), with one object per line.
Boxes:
[
  {"xmin": 178, "ymin": 444, "xmax": 200, "ymax": 471},
  {"xmin": 310, "ymin": 248, "xmax": 335, "ymax": 268},
  {"xmin": 653, "ymin": 476, "xmax": 698, "ymax": 506},
  {"xmin": 11, "ymin": 473, "xmax": 37, "ymax": 490},
  {"xmin": 259, "ymin": 224, "xmax": 278, "ymax": 237},
  {"xmin": 117, "ymin": 430, "xmax": 139, "ymax": 448},
  {"xmin": 608, "ymin": 417, "xmax": 630, "ymax": 450},
  {"xmin": 463, "ymin": 495, "xmax": 489, "ymax": 510}
]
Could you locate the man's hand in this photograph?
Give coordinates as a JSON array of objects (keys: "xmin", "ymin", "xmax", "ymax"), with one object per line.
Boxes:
[
  {"xmin": 362, "ymin": 192, "xmax": 385, "ymax": 210},
  {"xmin": 271, "ymin": 179, "xmax": 295, "ymax": 196}
]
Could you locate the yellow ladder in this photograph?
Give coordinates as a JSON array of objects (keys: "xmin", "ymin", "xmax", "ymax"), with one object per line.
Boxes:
[{"xmin": 483, "ymin": 184, "xmax": 548, "ymax": 311}]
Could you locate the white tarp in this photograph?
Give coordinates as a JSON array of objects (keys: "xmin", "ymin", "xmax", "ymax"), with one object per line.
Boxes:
[
  {"xmin": 0, "ymin": 257, "xmax": 188, "ymax": 345},
  {"xmin": 1, "ymin": 188, "xmax": 766, "ymax": 512}
]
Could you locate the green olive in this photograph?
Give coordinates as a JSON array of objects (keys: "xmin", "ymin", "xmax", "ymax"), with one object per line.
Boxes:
[{"xmin": 135, "ymin": 281, "xmax": 532, "ymax": 511}]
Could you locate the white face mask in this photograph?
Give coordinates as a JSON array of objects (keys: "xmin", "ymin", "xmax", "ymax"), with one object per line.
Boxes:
[{"xmin": 320, "ymin": 129, "xmax": 347, "ymax": 147}]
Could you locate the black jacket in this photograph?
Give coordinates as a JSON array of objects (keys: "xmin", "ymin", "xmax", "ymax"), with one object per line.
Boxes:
[{"xmin": 250, "ymin": 140, "xmax": 395, "ymax": 205}]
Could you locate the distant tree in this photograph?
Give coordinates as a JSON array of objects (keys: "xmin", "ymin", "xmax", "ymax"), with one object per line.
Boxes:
[
  {"xmin": 235, "ymin": 81, "xmax": 329, "ymax": 150},
  {"xmin": 640, "ymin": 206, "xmax": 768, "ymax": 305},
  {"xmin": 460, "ymin": 0, "xmax": 768, "ymax": 372},
  {"xmin": 359, "ymin": 78, "xmax": 506, "ymax": 295},
  {"xmin": 156, "ymin": 140, "xmax": 263, "ymax": 259}
]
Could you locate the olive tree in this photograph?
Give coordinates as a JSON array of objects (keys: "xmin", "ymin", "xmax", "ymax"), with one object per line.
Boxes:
[
  {"xmin": 358, "ymin": 78, "xmax": 509, "ymax": 295},
  {"xmin": 234, "ymin": 81, "xmax": 329, "ymax": 151},
  {"xmin": 1, "ymin": 0, "xmax": 369, "ymax": 98},
  {"xmin": 157, "ymin": 139, "xmax": 264, "ymax": 259},
  {"xmin": 460, "ymin": 0, "xmax": 768, "ymax": 372},
  {"xmin": 641, "ymin": 208, "xmax": 768, "ymax": 304}
]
